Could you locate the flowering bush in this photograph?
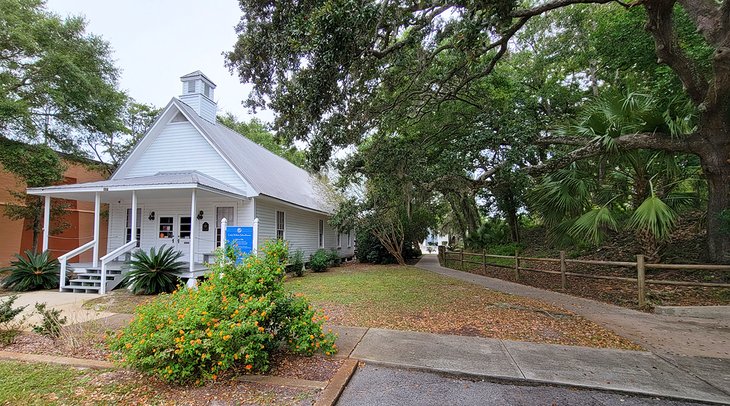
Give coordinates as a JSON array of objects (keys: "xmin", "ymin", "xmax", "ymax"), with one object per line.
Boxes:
[{"xmin": 108, "ymin": 240, "xmax": 337, "ymax": 384}]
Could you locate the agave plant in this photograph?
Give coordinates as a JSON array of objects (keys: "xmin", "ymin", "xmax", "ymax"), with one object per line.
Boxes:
[
  {"xmin": 1, "ymin": 250, "xmax": 60, "ymax": 291},
  {"xmin": 123, "ymin": 245, "xmax": 185, "ymax": 295}
]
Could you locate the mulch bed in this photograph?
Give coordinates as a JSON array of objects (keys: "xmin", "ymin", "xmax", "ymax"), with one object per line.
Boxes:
[{"xmin": 1, "ymin": 322, "xmax": 343, "ymax": 383}]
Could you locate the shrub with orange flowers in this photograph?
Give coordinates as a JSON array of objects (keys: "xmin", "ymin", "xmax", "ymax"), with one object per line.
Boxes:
[{"xmin": 108, "ymin": 240, "xmax": 337, "ymax": 384}]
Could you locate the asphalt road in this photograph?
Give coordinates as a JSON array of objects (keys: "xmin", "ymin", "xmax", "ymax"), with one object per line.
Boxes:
[{"xmin": 336, "ymin": 364, "xmax": 710, "ymax": 406}]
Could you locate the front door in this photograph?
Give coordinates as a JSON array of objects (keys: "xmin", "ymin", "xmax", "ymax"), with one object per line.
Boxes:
[{"xmin": 157, "ymin": 215, "xmax": 192, "ymax": 262}]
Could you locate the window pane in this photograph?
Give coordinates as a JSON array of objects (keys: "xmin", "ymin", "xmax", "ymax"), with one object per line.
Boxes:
[
  {"xmin": 216, "ymin": 207, "xmax": 234, "ymax": 246},
  {"xmin": 179, "ymin": 217, "xmax": 192, "ymax": 239},
  {"xmin": 159, "ymin": 217, "xmax": 174, "ymax": 239}
]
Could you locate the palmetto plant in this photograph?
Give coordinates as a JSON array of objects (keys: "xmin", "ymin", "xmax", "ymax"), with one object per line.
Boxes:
[
  {"xmin": 123, "ymin": 245, "xmax": 185, "ymax": 295},
  {"xmin": 531, "ymin": 91, "xmax": 700, "ymax": 260},
  {"xmin": 1, "ymin": 250, "xmax": 60, "ymax": 291}
]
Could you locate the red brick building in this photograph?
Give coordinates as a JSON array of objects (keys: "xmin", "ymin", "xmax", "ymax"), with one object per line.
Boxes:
[{"xmin": 0, "ymin": 153, "xmax": 109, "ymax": 266}]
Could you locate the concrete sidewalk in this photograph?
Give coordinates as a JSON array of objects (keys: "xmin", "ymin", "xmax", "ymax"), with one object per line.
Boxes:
[
  {"xmin": 2, "ymin": 291, "xmax": 114, "ymax": 329},
  {"xmin": 344, "ymin": 327, "xmax": 730, "ymax": 405},
  {"xmin": 415, "ymin": 255, "xmax": 730, "ymax": 359}
]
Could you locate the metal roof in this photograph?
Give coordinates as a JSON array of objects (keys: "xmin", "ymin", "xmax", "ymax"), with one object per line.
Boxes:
[
  {"xmin": 180, "ymin": 70, "xmax": 217, "ymax": 87},
  {"xmin": 28, "ymin": 170, "xmax": 245, "ymax": 196},
  {"xmin": 173, "ymin": 99, "xmax": 336, "ymax": 213}
]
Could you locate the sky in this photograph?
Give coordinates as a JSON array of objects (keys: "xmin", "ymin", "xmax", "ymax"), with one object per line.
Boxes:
[{"xmin": 45, "ymin": 0, "xmax": 274, "ymax": 123}]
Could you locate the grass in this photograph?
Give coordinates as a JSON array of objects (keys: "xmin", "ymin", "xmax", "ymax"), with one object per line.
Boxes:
[
  {"xmin": 0, "ymin": 360, "xmax": 100, "ymax": 405},
  {"xmin": 286, "ymin": 263, "xmax": 642, "ymax": 350},
  {"xmin": 0, "ymin": 360, "xmax": 317, "ymax": 405}
]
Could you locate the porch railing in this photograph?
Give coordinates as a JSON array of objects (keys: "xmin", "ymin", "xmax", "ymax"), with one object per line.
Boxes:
[
  {"xmin": 58, "ymin": 240, "xmax": 96, "ymax": 292},
  {"xmin": 100, "ymin": 241, "xmax": 137, "ymax": 294}
]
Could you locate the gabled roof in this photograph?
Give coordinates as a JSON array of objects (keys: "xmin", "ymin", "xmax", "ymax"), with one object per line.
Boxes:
[{"xmin": 171, "ymin": 99, "xmax": 335, "ymax": 213}]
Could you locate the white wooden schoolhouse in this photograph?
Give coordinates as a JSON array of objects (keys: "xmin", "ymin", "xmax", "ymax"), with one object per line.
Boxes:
[{"xmin": 27, "ymin": 71, "xmax": 354, "ymax": 294}]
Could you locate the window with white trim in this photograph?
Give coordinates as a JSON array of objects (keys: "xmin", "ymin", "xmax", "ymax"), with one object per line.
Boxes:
[
  {"xmin": 318, "ymin": 220, "xmax": 324, "ymax": 248},
  {"xmin": 276, "ymin": 211, "xmax": 285, "ymax": 240},
  {"xmin": 347, "ymin": 230, "xmax": 352, "ymax": 248},
  {"xmin": 216, "ymin": 207, "xmax": 234, "ymax": 246},
  {"xmin": 126, "ymin": 208, "xmax": 141, "ymax": 247},
  {"xmin": 337, "ymin": 232, "xmax": 341, "ymax": 248},
  {"xmin": 187, "ymin": 80, "xmax": 196, "ymax": 93}
]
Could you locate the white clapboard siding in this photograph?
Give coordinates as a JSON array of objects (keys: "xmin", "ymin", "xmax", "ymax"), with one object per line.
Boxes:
[
  {"xmin": 124, "ymin": 121, "xmax": 250, "ymax": 193},
  {"xmin": 107, "ymin": 197, "xmax": 249, "ymax": 263},
  {"xmin": 254, "ymin": 198, "xmax": 354, "ymax": 259}
]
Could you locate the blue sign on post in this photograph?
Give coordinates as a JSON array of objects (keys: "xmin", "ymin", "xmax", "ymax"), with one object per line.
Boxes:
[{"xmin": 226, "ymin": 226, "xmax": 254, "ymax": 260}]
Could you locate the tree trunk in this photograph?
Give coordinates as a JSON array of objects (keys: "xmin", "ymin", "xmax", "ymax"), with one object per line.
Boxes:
[
  {"xmin": 697, "ymin": 103, "xmax": 730, "ymax": 263},
  {"xmin": 31, "ymin": 196, "xmax": 41, "ymax": 254},
  {"xmin": 700, "ymin": 148, "xmax": 730, "ymax": 263}
]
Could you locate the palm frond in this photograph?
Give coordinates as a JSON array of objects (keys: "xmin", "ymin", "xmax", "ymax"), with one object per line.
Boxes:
[
  {"xmin": 629, "ymin": 196, "xmax": 677, "ymax": 241},
  {"xmin": 568, "ymin": 206, "xmax": 618, "ymax": 246}
]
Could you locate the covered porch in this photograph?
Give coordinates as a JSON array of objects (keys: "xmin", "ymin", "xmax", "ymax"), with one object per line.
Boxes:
[{"xmin": 27, "ymin": 171, "xmax": 255, "ymax": 294}]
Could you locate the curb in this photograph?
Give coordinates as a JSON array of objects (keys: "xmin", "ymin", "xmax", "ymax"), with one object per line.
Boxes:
[
  {"xmin": 0, "ymin": 350, "xmax": 114, "ymax": 370},
  {"xmin": 315, "ymin": 358, "xmax": 358, "ymax": 406},
  {"xmin": 354, "ymin": 359, "xmax": 730, "ymax": 406}
]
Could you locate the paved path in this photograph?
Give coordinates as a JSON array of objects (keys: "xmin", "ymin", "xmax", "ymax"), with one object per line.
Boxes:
[
  {"xmin": 4, "ymin": 291, "xmax": 114, "ymax": 329},
  {"xmin": 415, "ymin": 255, "xmax": 730, "ymax": 359},
  {"xmin": 344, "ymin": 327, "xmax": 730, "ymax": 405},
  {"xmin": 338, "ymin": 364, "xmax": 707, "ymax": 406}
]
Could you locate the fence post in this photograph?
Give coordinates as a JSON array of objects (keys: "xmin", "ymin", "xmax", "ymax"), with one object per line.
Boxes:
[
  {"xmin": 637, "ymin": 254, "xmax": 646, "ymax": 307},
  {"xmin": 460, "ymin": 251, "xmax": 464, "ymax": 271},
  {"xmin": 482, "ymin": 249, "xmax": 487, "ymax": 273},
  {"xmin": 560, "ymin": 250, "xmax": 567, "ymax": 290},
  {"xmin": 514, "ymin": 250, "xmax": 520, "ymax": 281}
]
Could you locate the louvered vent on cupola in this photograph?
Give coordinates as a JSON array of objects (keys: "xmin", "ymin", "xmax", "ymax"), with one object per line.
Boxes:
[{"xmin": 178, "ymin": 71, "xmax": 217, "ymax": 123}]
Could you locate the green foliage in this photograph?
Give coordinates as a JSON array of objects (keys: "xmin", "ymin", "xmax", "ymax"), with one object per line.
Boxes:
[
  {"xmin": 0, "ymin": 295, "xmax": 26, "ymax": 325},
  {"xmin": 569, "ymin": 207, "xmax": 619, "ymax": 246},
  {"xmin": 629, "ymin": 196, "xmax": 677, "ymax": 241},
  {"xmin": 309, "ymin": 249, "xmax": 330, "ymax": 273},
  {"xmin": 123, "ymin": 245, "xmax": 186, "ymax": 295},
  {"xmin": 218, "ymin": 114, "xmax": 306, "ymax": 168},
  {"xmin": 108, "ymin": 240, "xmax": 337, "ymax": 384},
  {"xmin": 329, "ymin": 249, "xmax": 341, "ymax": 267},
  {"xmin": 465, "ymin": 219, "xmax": 511, "ymax": 250},
  {"xmin": 0, "ymin": 295, "xmax": 27, "ymax": 345},
  {"xmin": 90, "ymin": 101, "xmax": 161, "ymax": 172},
  {"xmin": 288, "ymin": 249, "xmax": 305, "ymax": 277},
  {"xmin": 0, "ymin": 0, "xmax": 126, "ymax": 152},
  {"xmin": 31, "ymin": 302, "xmax": 66, "ymax": 338},
  {"xmin": 1, "ymin": 250, "xmax": 60, "ymax": 291}
]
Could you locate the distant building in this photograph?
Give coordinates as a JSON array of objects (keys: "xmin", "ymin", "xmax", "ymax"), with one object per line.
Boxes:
[{"xmin": 0, "ymin": 140, "xmax": 109, "ymax": 266}]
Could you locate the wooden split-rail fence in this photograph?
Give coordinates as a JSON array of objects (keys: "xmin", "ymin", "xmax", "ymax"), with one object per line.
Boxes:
[{"xmin": 438, "ymin": 247, "xmax": 730, "ymax": 307}]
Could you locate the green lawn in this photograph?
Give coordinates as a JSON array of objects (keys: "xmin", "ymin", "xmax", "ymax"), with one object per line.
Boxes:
[
  {"xmin": 286, "ymin": 263, "xmax": 641, "ymax": 350},
  {"xmin": 0, "ymin": 360, "xmax": 316, "ymax": 405}
]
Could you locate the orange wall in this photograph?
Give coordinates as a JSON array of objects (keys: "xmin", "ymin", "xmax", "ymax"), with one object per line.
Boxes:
[{"xmin": 0, "ymin": 159, "xmax": 109, "ymax": 266}]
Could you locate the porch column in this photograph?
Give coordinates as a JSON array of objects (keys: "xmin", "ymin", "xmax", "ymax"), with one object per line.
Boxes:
[
  {"xmin": 92, "ymin": 192, "xmax": 101, "ymax": 267},
  {"xmin": 42, "ymin": 195, "xmax": 50, "ymax": 252},
  {"xmin": 253, "ymin": 217, "xmax": 259, "ymax": 254},
  {"xmin": 189, "ymin": 189, "xmax": 196, "ymax": 274},
  {"xmin": 131, "ymin": 191, "xmax": 137, "ymax": 243}
]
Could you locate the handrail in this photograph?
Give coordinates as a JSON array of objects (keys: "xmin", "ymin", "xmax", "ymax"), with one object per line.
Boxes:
[
  {"xmin": 58, "ymin": 240, "xmax": 96, "ymax": 292},
  {"xmin": 100, "ymin": 241, "xmax": 137, "ymax": 294}
]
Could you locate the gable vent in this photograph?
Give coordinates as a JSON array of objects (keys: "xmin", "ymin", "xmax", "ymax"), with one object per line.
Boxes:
[{"xmin": 171, "ymin": 112, "xmax": 188, "ymax": 123}]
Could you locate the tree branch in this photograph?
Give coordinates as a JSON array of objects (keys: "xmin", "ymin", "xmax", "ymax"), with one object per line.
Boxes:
[
  {"xmin": 528, "ymin": 132, "xmax": 701, "ymax": 175},
  {"xmin": 644, "ymin": 1, "xmax": 709, "ymax": 105},
  {"xmin": 510, "ymin": 0, "xmax": 614, "ymax": 18}
]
